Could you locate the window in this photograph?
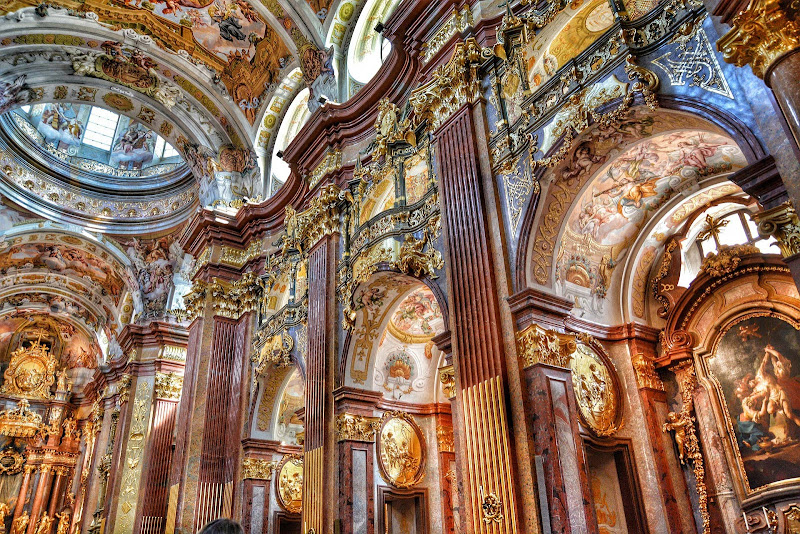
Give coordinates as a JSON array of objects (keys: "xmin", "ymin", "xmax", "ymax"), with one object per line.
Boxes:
[
  {"xmin": 83, "ymin": 108, "xmax": 119, "ymax": 151},
  {"xmin": 152, "ymin": 136, "xmax": 179, "ymax": 160},
  {"xmin": 678, "ymin": 204, "xmax": 778, "ymax": 287}
]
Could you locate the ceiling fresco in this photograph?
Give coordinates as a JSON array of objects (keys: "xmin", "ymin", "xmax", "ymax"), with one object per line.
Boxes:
[
  {"xmin": 387, "ymin": 286, "xmax": 443, "ymax": 343},
  {"xmin": 522, "ymin": 0, "xmax": 614, "ymax": 90},
  {"xmin": 274, "ymin": 370, "xmax": 304, "ymax": 445},
  {"xmin": 554, "ymin": 127, "xmax": 746, "ymax": 322},
  {"xmin": 13, "ymin": 103, "xmax": 184, "ymax": 176}
]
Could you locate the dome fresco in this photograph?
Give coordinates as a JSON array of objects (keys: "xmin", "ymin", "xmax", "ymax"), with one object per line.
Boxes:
[{"xmin": 10, "ymin": 103, "xmax": 184, "ymax": 178}]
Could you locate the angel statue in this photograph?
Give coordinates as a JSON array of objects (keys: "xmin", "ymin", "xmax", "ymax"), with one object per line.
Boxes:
[
  {"xmin": 55, "ymin": 510, "xmax": 70, "ymax": 534},
  {"xmin": 34, "ymin": 512, "xmax": 53, "ymax": 534},
  {"xmin": 10, "ymin": 510, "xmax": 28, "ymax": 534}
]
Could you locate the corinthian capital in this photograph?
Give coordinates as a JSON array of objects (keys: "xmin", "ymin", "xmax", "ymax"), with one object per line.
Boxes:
[
  {"xmin": 717, "ymin": 0, "xmax": 800, "ymax": 79},
  {"xmin": 753, "ymin": 201, "xmax": 800, "ymax": 257}
]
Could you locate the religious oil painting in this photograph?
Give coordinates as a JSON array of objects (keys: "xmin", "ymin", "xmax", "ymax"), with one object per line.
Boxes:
[{"xmin": 709, "ymin": 314, "xmax": 800, "ymax": 490}]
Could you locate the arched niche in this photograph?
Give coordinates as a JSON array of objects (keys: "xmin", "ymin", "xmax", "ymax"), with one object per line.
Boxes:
[
  {"xmin": 660, "ymin": 252, "xmax": 800, "ymax": 507},
  {"xmin": 517, "ymin": 100, "xmax": 767, "ymax": 326}
]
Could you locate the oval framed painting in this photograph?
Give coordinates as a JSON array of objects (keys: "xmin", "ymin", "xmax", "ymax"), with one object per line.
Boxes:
[
  {"xmin": 275, "ymin": 454, "xmax": 303, "ymax": 515},
  {"xmin": 376, "ymin": 411, "xmax": 426, "ymax": 488},
  {"xmin": 570, "ymin": 337, "xmax": 623, "ymax": 437}
]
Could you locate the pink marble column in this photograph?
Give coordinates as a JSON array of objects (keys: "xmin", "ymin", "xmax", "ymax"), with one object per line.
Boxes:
[
  {"xmin": 26, "ymin": 465, "xmax": 52, "ymax": 534},
  {"xmin": 12, "ymin": 465, "xmax": 35, "ymax": 523}
]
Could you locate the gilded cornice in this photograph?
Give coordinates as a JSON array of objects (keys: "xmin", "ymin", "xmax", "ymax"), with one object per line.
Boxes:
[
  {"xmin": 335, "ymin": 413, "xmax": 380, "ymax": 442},
  {"xmin": 717, "ymin": 0, "xmax": 800, "ymax": 79},
  {"xmin": 409, "ymin": 38, "xmax": 494, "ymax": 131},
  {"xmin": 515, "ymin": 324, "xmax": 577, "ymax": 369}
]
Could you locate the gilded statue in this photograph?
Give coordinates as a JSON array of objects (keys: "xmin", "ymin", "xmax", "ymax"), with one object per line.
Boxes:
[
  {"xmin": 11, "ymin": 511, "xmax": 28, "ymax": 534},
  {"xmin": 61, "ymin": 417, "xmax": 79, "ymax": 441},
  {"xmin": 0, "ymin": 501, "xmax": 10, "ymax": 528},
  {"xmin": 54, "ymin": 511, "xmax": 70, "ymax": 534},
  {"xmin": 34, "ymin": 512, "xmax": 53, "ymax": 534},
  {"xmin": 55, "ymin": 369, "xmax": 71, "ymax": 393},
  {"xmin": 663, "ymin": 411, "xmax": 689, "ymax": 464}
]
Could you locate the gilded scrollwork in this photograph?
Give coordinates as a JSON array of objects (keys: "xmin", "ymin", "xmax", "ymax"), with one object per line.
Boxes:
[
  {"xmin": 375, "ymin": 99, "xmax": 416, "ymax": 158},
  {"xmin": 397, "ymin": 228, "xmax": 444, "ymax": 280},
  {"xmin": 699, "ymin": 244, "xmax": 760, "ymax": 277},
  {"xmin": 409, "ymin": 38, "xmax": 494, "ymax": 131},
  {"xmin": 252, "ymin": 330, "xmax": 295, "ymax": 376}
]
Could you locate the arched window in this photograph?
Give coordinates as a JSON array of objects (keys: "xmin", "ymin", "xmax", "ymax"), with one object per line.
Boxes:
[
  {"xmin": 678, "ymin": 204, "xmax": 778, "ymax": 286},
  {"xmin": 346, "ymin": 0, "xmax": 401, "ymax": 87},
  {"xmin": 268, "ymin": 88, "xmax": 311, "ymax": 195}
]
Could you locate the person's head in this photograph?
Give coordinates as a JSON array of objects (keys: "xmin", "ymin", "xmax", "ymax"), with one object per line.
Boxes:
[{"xmin": 199, "ymin": 519, "xmax": 244, "ymax": 534}]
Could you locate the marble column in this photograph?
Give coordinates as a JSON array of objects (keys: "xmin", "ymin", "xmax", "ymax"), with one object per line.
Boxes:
[
  {"xmin": 169, "ymin": 276, "xmax": 256, "ymax": 533},
  {"xmin": 46, "ymin": 467, "xmax": 67, "ymax": 517},
  {"xmin": 302, "ymin": 231, "xmax": 339, "ymax": 534},
  {"xmin": 627, "ymin": 332, "xmax": 696, "ymax": 534},
  {"xmin": 516, "ymin": 324, "xmax": 597, "ymax": 534},
  {"xmin": 12, "ymin": 465, "xmax": 34, "ymax": 523},
  {"xmin": 193, "ymin": 314, "xmax": 250, "ymax": 530},
  {"xmin": 431, "ymin": 102, "xmax": 521, "ymax": 532},
  {"xmin": 26, "ymin": 465, "xmax": 52, "ymax": 534},
  {"xmin": 138, "ymin": 372, "xmax": 183, "ymax": 534},
  {"xmin": 766, "ymin": 50, "xmax": 800, "ymax": 148},
  {"xmin": 333, "ymin": 388, "xmax": 382, "ymax": 534}
]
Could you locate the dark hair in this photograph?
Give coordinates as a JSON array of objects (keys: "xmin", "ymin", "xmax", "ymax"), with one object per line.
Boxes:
[{"xmin": 199, "ymin": 519, "xmax": 244, "ymax": 534}]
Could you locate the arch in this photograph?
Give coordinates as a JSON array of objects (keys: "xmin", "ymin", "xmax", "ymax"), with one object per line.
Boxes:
[
  {"xmin": 340, "ymin": 269, "xmax": 448, "ymax": 398},
  {"xmin": 343, "ymin": 0, "xmax": 400, "ymax": 89},
  {"xmin": 515, "ymin": 96, "xmax": 767, "ymax": 293}
]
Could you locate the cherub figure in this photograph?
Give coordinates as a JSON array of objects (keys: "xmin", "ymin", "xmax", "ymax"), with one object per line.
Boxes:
[{"xmin": 663, "ymin": 411, "xmax": 689, "ymax": 464}]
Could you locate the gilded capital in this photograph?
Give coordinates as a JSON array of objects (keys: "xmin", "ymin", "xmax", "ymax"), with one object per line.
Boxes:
[
  {"xmin": 154, "ymin": 372, "xmax": 183, "ymax": 400},
  {"xmin": 335, "ymin": 413, "xmax": 380, "ymax": 442},
  {"xmin": 515, "ymin": 324, "xmax": 576, "ymax": 369},
  {"xmin": 438, "ymin": 365, "xmax": 456, "ymax": 399},
  {"xmin": 241, "ymin": 458, "xmax": 277, "ymax": 480},
  {"xmin": 295, "ymin": 184, "xmax": 346, "ymax": 248},
  {"xmin": 717, "ymin": 0, "xmax": 800, "ymax": 79},
  {"xmin": 753, "ymin": 201, "xmax": 800, "ymax": 257},
  {"xmin": 631, "ymin": 353, "xmax": 664, "ymax": 391}
]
